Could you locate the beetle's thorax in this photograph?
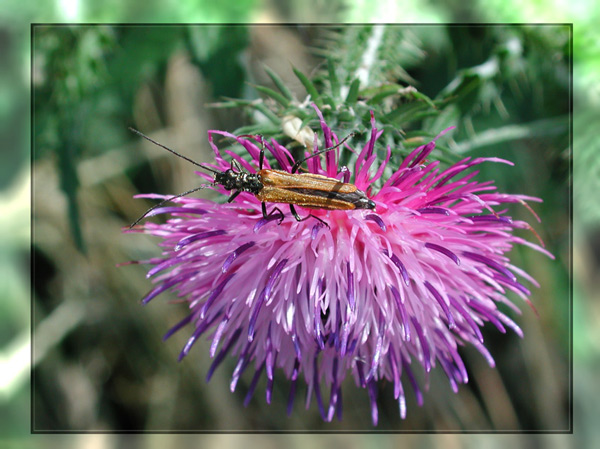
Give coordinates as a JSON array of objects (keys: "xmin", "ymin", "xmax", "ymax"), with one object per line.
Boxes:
[{"xmin": 215, "ymin": 169, "xmax": 263, "ymax": 194}]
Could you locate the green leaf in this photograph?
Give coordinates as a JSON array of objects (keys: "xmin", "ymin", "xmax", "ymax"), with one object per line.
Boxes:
[
  {"xmin": 345, "ymin": 78, "xmax": 360, "ymax": 105},
  {"xmin": 263, "ymin": 65, "xmax": 295, "ymax": 101},
  {"xmin": 423, "ymin": 103, "xmax": 460, "ymax": 135},
  {"xmin": 322, "ymin": 94, "xmax": 337, "ymax": 109},
  {"xmin": 327, "ymin": 58, "xmax": 340, "ymax": 98},
  {"xmin": 250, "ymin": 102, "xmax": 281, "ymax": 125},
  {"xmin": 253, "ymin": 85, "xmax": 290, "ymax": 107},
  {"xmin": 292, "ymin": 66, "xmax": 320, "ymax": 103},
  {"xmin": 453, "ymin": 117, "xmax": 569, "ymax": 154},
  {"xmin": 411, "ymin": 91, "xmax": 437, "ymax": 109},
  {"xmin": 367, "ymin": 86, "xmax": 402, "ymax": 105},
  {"xmin": 57, "ymin": 136, "xmax": 85, "ymax": 253},
  {"xmin": 438, "ymin": 72, "xmax": 483, "ymax": 104},
  {"xmin": 299, "ymin": 115, "xmax": 314, "ymax": 131},
  {"xmin": 208, "ymin": 98, "xmax": 255, "ymax": 108},
  {"xmin": 382, "ymin": 101, "xmax": 436, "ymax": 126},
  {"xmin": 234, "ymin": 124, "xmax": 282, "ymax": 136}
]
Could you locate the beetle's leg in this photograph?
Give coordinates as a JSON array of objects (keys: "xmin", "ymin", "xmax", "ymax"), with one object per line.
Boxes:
[
  {"xmin": 228, "ymin": 190, "xmax": 242, "ymax": 203},
  {"xmin": 289, "ymin": 204, "xmax": 330, "ymax": 229},
  {"xmin": 231, "ymin": 159, "xmax": 243, "ymax": 172},
  {"xmin": 257, "ymin": 135, "xmax": 265, "ymax": 171},
  {"xmin": 262, "ymin": 202, "xmax": 284, "ymax": 224},
  {"xmin": 239, "ymin": 134, "xmax": 266, "ymax": 170}
]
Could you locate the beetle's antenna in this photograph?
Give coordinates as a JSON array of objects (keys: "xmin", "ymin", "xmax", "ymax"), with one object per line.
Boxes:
[
  {"xmin": 129, "ymin": 184, "xmax": 214, "ymax": 229},
  {"xmin": 129, "ymin": 127, "xmax": 220, "ymax": 174},
  {"xmin": 291, "ymin": 132, "xmax": 357, "ymax": 173}
]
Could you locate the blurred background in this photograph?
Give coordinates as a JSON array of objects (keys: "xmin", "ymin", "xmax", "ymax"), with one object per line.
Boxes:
[{"xmin": 2, "ymin": 0, "xmax": 598, "ymax": 447}]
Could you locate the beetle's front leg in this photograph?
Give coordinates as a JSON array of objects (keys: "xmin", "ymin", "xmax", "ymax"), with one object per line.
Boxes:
[
  {"xmin": 262, "ymin": 202, "xmax": 284, "ymax": 225},
  {"xmin": 228, "ymin": 190, "xmax": 242, "ymax": 203},
  {"xmin": 257, "ymin": 135, "xmax": 266, "ymax": 171},
  {"xmin": 289, "ymin": 204, "xmax": 330, "ymax": 229}
]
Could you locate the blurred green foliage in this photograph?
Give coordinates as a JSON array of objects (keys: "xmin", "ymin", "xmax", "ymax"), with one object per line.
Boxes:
[
  {"xmin": 33, "ymin": 25, "xmax": 251, "ymax": 250},
  {"xmin": 185, "ymin": 26, "xmax": 249, "ymax": 98}
]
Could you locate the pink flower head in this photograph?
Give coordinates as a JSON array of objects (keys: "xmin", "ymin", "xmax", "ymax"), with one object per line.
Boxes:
[{"xmin": 125, "ymin": 107, "xmax": 553, "ymax": 426}]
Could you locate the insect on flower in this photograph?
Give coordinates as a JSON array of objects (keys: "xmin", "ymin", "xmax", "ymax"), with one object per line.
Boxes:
[
  {"xmin": 128, "ymin": 128, "xmax": 375, "ymax": 228},
  {"xmin": 123, "ymin": 105, "xmax": 554, "ymax": 427}
]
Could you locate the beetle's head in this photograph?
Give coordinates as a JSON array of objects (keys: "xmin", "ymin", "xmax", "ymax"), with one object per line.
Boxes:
[{"xmin": 215, "ymin": 169, "xmax": 240, "ymax": 191}]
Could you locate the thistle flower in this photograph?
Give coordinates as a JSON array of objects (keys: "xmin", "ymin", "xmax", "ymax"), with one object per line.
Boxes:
[{"xmin": 126, "ymin": 107, "xmax": 552, "ymax": 426}]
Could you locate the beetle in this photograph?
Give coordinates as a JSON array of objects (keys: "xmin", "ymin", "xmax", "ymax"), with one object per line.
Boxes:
[{"xmin": 128, "ymin": 128, "xmax": 376, "ymax": 228}]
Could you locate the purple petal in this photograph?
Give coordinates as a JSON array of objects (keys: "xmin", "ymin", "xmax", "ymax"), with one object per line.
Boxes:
[
  {"xmin": 243, "ymin": 361, "xmax": 265, "ymax": 407},
  {"xmin": 425, "ymin": 242, "xmax": 461, "ymax": 266},
  {"xmin": 291, "ymin": 332, "xmax": 302, "ymax": 363},
  {"xmin": 178, "ymin": 311, "xmax": 222, "ymax": 361},
  {"xmin": 162, "ymin": 314, "xmax": 193, "ymax": 341},
  {"xmin": 468, "ymin": 214, "xmax": 513, "ymax": 224},
  {"xmin": 175, "ymin": 229, "xmax": 226, "ymax": 251},
  {"xmin": 146, "ymin": 257, "xmax": 182, "ymax": 278},
  {"xmin": 287, "ymin": 375, "xmax": 298, "ymax": 416},
  {"xmin": 265, "ymin": 259, "xmax": 288, "ymax": 302},
  {"xmin": 473, "ymin": 339, "xmax": 496, "ymax": 367},
  {"xmin": 367, "ymin": 381, "xmax": 379, "ymax": 426},
  {"xmin": 367, "ymin": 314, "xmax": 385, "ymax": 381},
  {"xmin": 265, "ymin": 355, "xmax": 277, "ymax": 404},
  {"xmin": 448, "ymin": 296, "xmax": 483, "ymax": 343},
  {"xmin": 411, "ymin": 316, "xmax": 431, "ymax": 372},
  {"xmin": 388, "ymin": 349, "xmax": 400, "ymax": 399},
  {"xmin": 201, "ymin": 273, "xmax": 235, "ymax": 319},
  {"xmin": 313, "ymin": 352, "xmax": 326, "ymax": 420},
  {"xmin": 434, "ymin": 329, "xmax": 468, "ymax": 383},
  {"xmin": 206, "ymin": 328, "xmax": 241, "ymax": 382},
  {"xmin": 253, "ymin": 213, "xmax": 283, "ymax": 232},
  {"xmin": 467, "ymin": 300, "xmax": 507, "ymax": 333},
  {"xmin": 230, "ymin": 341, "xmax": 255, "ymax": 392},
  {"xmin": 365, "ymin": 214, "xmax": 387, "ymax": 231},
  {"xmin": 335, "ymin": 386, "xmax": 343, "ymax": 421},
  {"xmin": 493, "ymin": 274, "xmax": 531, "ymax": 296},
  {"xmin": 247, "ymin": 294, "xmax": 265, "ymax": 343},
  {"xmin": 463, "ymin": 251, "xmax": 517, "ymax": 282},
  {"xmin": 248, "ymin": 260, "xmax": 287, "ymax": 341},
  {"xmin": 327, "ymin": 357, "xmax": 340, "ymax": 422},
  {"xmin": 209, "ymin": 311, "xmax": 231, "ymax": 357},
  {"xmin": 222, "ymin": 242, "xmax": 255, "ymax": 273},
  {"xmin": 416, "ymin": 207, "xmax": 450, "ymax": 215},
  {"xmin": 311, "ymin": 222, "xmax": 325, "ymax": 240},
  {"xmin": 402, "ymin": 359, "xmax": 424, "ymax": 407},
  {"xmin": 383, "ymin": 249, "xmax": 410, "ymax": 287},
  {"xmin": 347, "ymin": 338, "xmax": 358, "ymax": 355},
  {"xmin": 398, "ymin": 389, "xmax": 407, "ymax": 420},
  {"xmin": 146, "ymin": 206, "xmax": 207, "ymax": 217},
  {"xmin": 340, "ymin": 313, "xmax": 351, "ymax": 357},
  {"xmin": 390, "ymin": 286, "xmax": 411, "ymax": 341},
  {"xmin": 424, "ymin": 281, "xmax": 456, "ymax": 329},
  {"xmin": 347, "ymin": 262, "xmax": 355, "ymax": 310},
  {"xmin": 287, "ymin": 358, "xmax": 300, "ymax": 414},
  {"xmin": 356, "ymin": 354, "xmax": 367, "ymax": 388},
  {"xmin": 496, "ymin": 310, "xmax": 524, "ymax": 338},
  {"xmin": 314, "ymin": 301, "xmax": 325, "ymax": 350},
  {"xmin": 141, "ymin": 273, "xmax": 189, "ymax": 304}
]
